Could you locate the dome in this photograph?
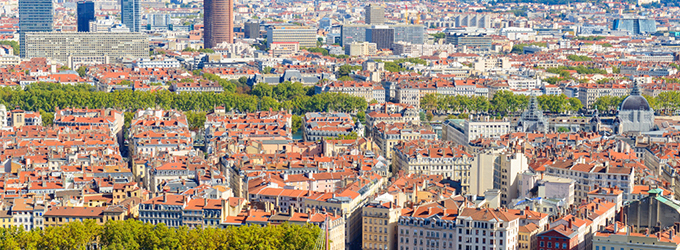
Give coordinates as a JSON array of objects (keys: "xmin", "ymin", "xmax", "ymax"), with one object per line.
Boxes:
[{"xmin": 620, "ymin": 95, "xmax": 651, "ymax": 111}]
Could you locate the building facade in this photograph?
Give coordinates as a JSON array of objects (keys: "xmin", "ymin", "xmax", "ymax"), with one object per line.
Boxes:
[
  {"xmin": 77, "ymin": 1, "xmax": 95, "ymax": 32},
  {"xmin": 204, "ymin": 0, "xmax": 234, "ymax": 48},
  {"xmin": 23, "ymin": 32, "xmax": 149, "ymax": 64},
  {"xmin": 19, "ymin": 0, "xmax": 53, "ymax": 57},
  {"xmin": 121, "ymin": 0, "xmax": 140, "ymax": 32}
]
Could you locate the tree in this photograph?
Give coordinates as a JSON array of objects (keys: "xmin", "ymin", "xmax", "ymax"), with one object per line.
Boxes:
[
  {"xmin": 421, "ymin": 93, "xmax": 438, "ymax": 112},
  {"xmin": 40, "ymin": 110, "xmax": 54, "ymax": 126},
  {"xmin": 338, "ymin": 65, "xmax": 355, "ymax": 77},
  {"xmin": 262, "ymin": 66, "xmax": 274, "ymax": 74},
  {"xmin": 357, "ymin": 111, "xmax": 366, "ymax": 124},
  {"xmin": 76, "ymin": 66, "xmax": 87, "ymax": 77},
  {"xmin": 0, "ymin": 40, "xmax": 20, "ymax": 55},
  {"xmin": 292, "ymin": 115, "xmax": 303, "ymax": 133},
  {"xmin": 567, "ymin": 55, "xmax": 592, "ymax": 62},
  {"xmin": 59, "ymin": 66, "xmax": 70, "ymax": 71},
  {"xmin": 186, "ymin": 111, "xmax": 207, "ymax": 130},
  {"xmin": 338, "ymin": 76, "xmax": 353, "ymax": 81}
]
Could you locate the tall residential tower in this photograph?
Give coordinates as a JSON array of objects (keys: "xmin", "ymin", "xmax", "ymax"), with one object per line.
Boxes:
[
  {"xmin": 19, "ymin": 0, "xmax": 53, "ymax": 57},
  {"xmin": 204, "ymin": 0, "xmax": 234, "ymax": 48}
]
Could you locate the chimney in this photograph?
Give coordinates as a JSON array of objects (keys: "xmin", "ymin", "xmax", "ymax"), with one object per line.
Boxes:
[{"xmin": 568, "ymin": 218, "xmax": 573, "ymax": 229}]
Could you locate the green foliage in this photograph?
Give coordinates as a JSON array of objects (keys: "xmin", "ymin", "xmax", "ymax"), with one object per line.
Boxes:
[
  {"xmin": 186, "ymin": 111, "xmax": 207, "ymax": 130},
  {"xmin": 670, "ymin": 63, "xmax": 680, "ymax": 71},
  {"xmin": 426, "ymin": 111, "xmax": 434, "ymax": 122},
  {"xmin": 421, "ymin": 93, "xmax": 491, "ymax": 114},
  {"xmin": 327, "ymin": 131, "xmax": 358, "ymax": 140},
  {"xmin": 292, "ymin": 115, "xmax": 302, "ymax": 133},
  {"xmin": 429, "ymin": 32, "xmax": 446, "ymax": 43},
  {"xmin": 574, "ymin": 36, "xmax": 605, "ymax": 41},
  {"xmin": 0, "ymin": 219, "xmax": 322, "ymax": 250},
  {"xmin": 356, "ymin": 110, "xmax": 366, "ymax": 124},
  {"xmin": 537, "ymin": 94, "xmax": 582, "ymax": 113},
  {"xmin": 262, "ymin": 66, "xmax": 274, "ymax": 74},
  {"xmin": 544, "ymin": 77, "xmax": 565, "ymax": 85},
  {"xmin": 557, "ymin": 127, "xmax": 570, "ymax": 132},
  {"xmin": 0, "ymin": 40, "xmax": 20, "ymax": 55},
  {"xmin": 39, "ymin": 110, "xmax": 54, "ymax": 126},
  {"xmin": 0, "ymin": 82, "xmax": 366, "ymax": 115},
  {"xmin": 338, "ymin": 76, "xmax": 353, "ymax": 81},
  {"xmin": 338, "ymin": 65, "xmax": 361, "ymax": 77},
  {"xmin": 203, "ymin": 73, "xmax": 236, "ymax": 92},
  {"xmin": 491, "ymin": 90, "xmax": 529, "ymax": 116},
  {"xmin": 593, "ymin": 95, "xmax": 627, "ymax": 113},
  {"xmin": 59, "ymin": 66, "xmax": 70, "ymax": 71},
  {"xmin": 567, "ymin": 55, "xmax": 592, "ymax": 62},
  {"xmin": 76, "ymin": 66, "xmax": 87, "ymax": 77},
  {"xmin": 612, "ymin": 66, "xmax": 621, "ymax": 74},
  {"xmin": 602, "ymin": 43, "xmax": 613, "ymax": 47},
  {"xmin": 182, "ymin": 48, "xmax": 214, "ymax": 53},
  {"xmin": 306, "ymin": 47, "xmax": 329, "ymax": 56}
]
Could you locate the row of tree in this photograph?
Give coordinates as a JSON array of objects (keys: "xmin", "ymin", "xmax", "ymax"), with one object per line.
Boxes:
[
  {"xmin": 594, "ymin": 91, "xmax": 680, "ymax": 115},
  {"xmin": 421, "ymin": 91, "xmax": 582, "ymax": 116},
  {"xmin": 0, "ymin": 219, "xmax": 322, "ymax": 250},
  {"xmin": 6, "ymin": 83, "xmax": 367, "ymax": 128},
  {"xmin": 0, "ymin": 83, "xmax": 368, "ymax": 128}
]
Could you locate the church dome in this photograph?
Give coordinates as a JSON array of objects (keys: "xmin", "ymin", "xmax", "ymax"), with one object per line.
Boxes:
[
  {"xmin": 619, "ymin": 83, "xmax": 652, "ymax": 111},
  {"xmin": 620, "ymin": 95, "xmax": 651, "ymax": 111}
]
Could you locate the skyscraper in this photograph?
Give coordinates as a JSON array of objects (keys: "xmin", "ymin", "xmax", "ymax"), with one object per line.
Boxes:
[
  {"xmin": 19, "ymin": 0, "xmax": 53, "ymax": 57},
  {"xmin": 244, "ymin": 22, "xmax": 260, "ymax": 39},
  {"xmin": 121, "ymin": 0, "xmax": 140, "ymax": 32},
  {"xmin": 364, "ymin": 4, "xmax": 385, "ymax": 25},
  {"xmin": 366, "ymin": 26, "xmax": 394, "ymax": 50},
  {"xmin": 204, "ymin": 0, "xmax": 234, "ymax": 48},
  {"xmin": 77, "ymin": 1, "xmax": 95, "ymax": 32}
]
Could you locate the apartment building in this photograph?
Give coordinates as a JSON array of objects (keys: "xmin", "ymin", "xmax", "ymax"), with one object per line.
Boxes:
[
  {"xmin": 346, "ymin": 42, "xmax": 377, "ymax": 56},
  {"xmin": 315, "ymin": 81, "xmax": 385, "ymax": 103},
  {"xmin": 23, "ymin": 32, "xmax": 149, "ymax": 65},
  {"xmin": 373, "ymin": 122, "xmax": 436, "ymax": 160},
  {"xmin": 139, "ymin": 194, "xmax": 246, "ymax": 228},
  {"xmin": 53, "ymin": 108, "xmax": 125, "ymax": 143},
  {"xmin": 266, "ymin": 26, "xmax": 317, "ymax": 48},
  {"xmin": 302, "ymin": 112, "xmax": 364, "ymax": 141},
  {"xmin": 365, "ymin": 102, "xmax": 420, "ymax": 129},
  {"xmin": 442, "ymin": 118, "xmax": 511, "ymax": 145},
  {"xmin": 575, "ymin": 84, "xmax": 629, "ymax": 109},
  {"xmin": 543, "ymin": 159, "xmax": 635, "ymax": 201},
  {"xmin": 43, "ymin": 206, "xmax": 126, "ymax": 227},
  {"xmin": 171, "ymin": 81, "xmax": 224, "ymax": 93},
  {"xmin": 393, "ymin": 140, "xmax": 473, "ymax": 193},
  {"xmin": 362, "ymin": 201, "xmax": 401, "ymax": 250}
]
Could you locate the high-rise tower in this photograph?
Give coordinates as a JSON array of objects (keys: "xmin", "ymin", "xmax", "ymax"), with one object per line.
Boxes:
[
  {"xmin": 364, "ymin": 4, "xmax": 385, "ymax": 25},
  {"xmin": 204, "ymin": 0, "xmax": 234, "ymax": 48},
  {"xmin": 121, "ymin": 0, "xmax": 140, "ymax": 32},
  {"xmin": 19, "ymin": 0, "xmax": 53, "ymax": 57},
  {"xmin": 77, "ymin": 1, "xmax": 95, "ymax": 32}
]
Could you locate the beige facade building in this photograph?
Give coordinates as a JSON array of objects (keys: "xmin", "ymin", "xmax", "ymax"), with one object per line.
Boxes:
[
  {"xmin": 393, "ymin": 140, "xmax": 474, "ymax": 193},
  {"xmin": 346, "ymin": 42, "xmax": 377, "ymax": 56},
  {"xmin": 372, "ymin": 122, "xmax": 436, "ymax": 160},
  {"xmin": 266, "ymin": 26, "xmax": 317, "ymax": 48},
  {"xmin": 362, "ymin": 201, "xmax": 401, "ymax": 250},
  {"xmin": 23, "ymin": 32, "xmax": 149, "ymax": 64}
]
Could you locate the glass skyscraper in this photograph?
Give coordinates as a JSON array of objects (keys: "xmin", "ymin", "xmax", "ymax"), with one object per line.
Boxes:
[
  {"xmin": 121, "ymin": 0, "xmax": 140, "ymax": 32},
  {"xmin": 19, "ymin": 0, "xmax": 53, "ymax": 57},
  {"xmin": 77, "ymin": 1, "xmax": 95, "ymax": 32}
]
